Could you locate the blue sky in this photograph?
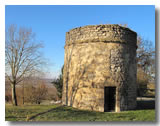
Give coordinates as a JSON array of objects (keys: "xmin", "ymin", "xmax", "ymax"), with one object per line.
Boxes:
[{"xmin": 5, "ymin": 5, "xmax": 155, "ymax": 78}]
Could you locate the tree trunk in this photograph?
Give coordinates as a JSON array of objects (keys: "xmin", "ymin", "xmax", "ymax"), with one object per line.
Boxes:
[
  {"xmin": 22, "ymin": 82, "xmax": 24, "ymax": 105},
  {"xmin": 11, "ymin": 83, "xmax": 18, "ymax": 106},
  {"xmin": 66, "ymin": 75, "xmax": 69, "ymax": 106}
]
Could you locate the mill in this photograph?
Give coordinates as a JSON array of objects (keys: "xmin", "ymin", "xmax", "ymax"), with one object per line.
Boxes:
[{"xmin": 62, "ymin": 24, "xmax": 137, "ymax": 112}]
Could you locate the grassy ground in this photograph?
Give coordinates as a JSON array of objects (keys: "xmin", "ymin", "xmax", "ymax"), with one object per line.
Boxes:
[
  {"xmin": 5, "ymin": 102, "xmax": 155, "ymax": 121},
  {"xmin": 5, "ymin": 104, "xmax": 59, "ymax": 121}
]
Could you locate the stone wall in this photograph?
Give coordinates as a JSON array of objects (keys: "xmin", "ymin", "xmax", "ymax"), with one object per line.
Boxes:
[{"xmin": 62, "ymin": 24, "xmax": 137, "ymax": 112}]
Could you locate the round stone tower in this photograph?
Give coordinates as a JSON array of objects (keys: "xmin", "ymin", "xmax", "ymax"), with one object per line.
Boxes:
[{"xmin": 62, "ymin": 24, "xmax": 137, "ymax": 112}]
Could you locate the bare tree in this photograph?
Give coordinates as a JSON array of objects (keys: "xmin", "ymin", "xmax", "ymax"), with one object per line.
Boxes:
[
  {"xmin": 137, "ymin": 36, "xmax": 155, "ymax": 81},
  {"xmin": 5, "ymin": 24, "xmax": 44, "ymax": 106},
  {"xmin": 136, "ymin": 36, "xmax": 155, "ymax": 96}
]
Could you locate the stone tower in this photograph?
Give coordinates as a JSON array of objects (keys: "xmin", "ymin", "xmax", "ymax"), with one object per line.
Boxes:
[{"xmin": 62, "ymin": 24, "xmax": 137, "ymax": 112}]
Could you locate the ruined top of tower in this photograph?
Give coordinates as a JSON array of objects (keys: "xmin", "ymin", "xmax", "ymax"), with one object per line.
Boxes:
[{"xmin": 65, "ymin": 24, "xmax": 137, "ymax": 47}]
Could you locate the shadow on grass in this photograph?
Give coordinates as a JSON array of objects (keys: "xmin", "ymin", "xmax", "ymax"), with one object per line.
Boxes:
[
  {"xmin": 136, "ymin": 99, "xmax": 155, "ymax": 110},
  {"xmin": 6, "ymin": 116, "xmax": 26, "ymax": 118},
  {"xmin": 27, "ymin": 98, "xmax": 155, "ymax": 121},
  {"xmin": 27, "ymin": 105, "xmax": 97, "ymax": 121},
  {"xmin": 27, "ymin": 107, "xmax": 59, "ymax": 121}
]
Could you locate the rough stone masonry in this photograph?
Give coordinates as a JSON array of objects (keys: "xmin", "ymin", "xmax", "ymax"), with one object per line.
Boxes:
[{"xmin": 62, "ymin": 24, "xmax": 137, "ymax": 112}]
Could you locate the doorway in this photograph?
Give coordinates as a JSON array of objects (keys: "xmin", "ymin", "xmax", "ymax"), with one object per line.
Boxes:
[{"xmin": 104, "ymin": 87, "xmax": 116, "ymax": 112}]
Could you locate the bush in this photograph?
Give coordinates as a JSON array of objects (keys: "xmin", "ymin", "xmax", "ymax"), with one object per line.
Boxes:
[
  {"xmin": 137, "ymin": 69, "xmax": 149, "ymax": 96},
  {"xmin": 52, "ymin": 74, "xmax": 63, "ymax": 99},
  {"xmin": 5, "ymin": 92, "xmax": 12, "ymax": 103}
]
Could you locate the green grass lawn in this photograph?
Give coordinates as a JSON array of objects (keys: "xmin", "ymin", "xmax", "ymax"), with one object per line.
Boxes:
[{"xmin": 5, "ymin": 104, "xmax": 155, "ymax": 121}]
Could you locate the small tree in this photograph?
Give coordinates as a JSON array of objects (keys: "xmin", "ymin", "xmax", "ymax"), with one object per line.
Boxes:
[
  {"xmin": 24, "ymin": 79, "xmax": 48, "ymax": 104},
  {"xmin": 34, "ymin": 82, "xmax": 48, "ymax": 104},
  {"xmin": 5, "ymin": 24, "xmax": 44, "ymax": 106},
  {"xmin": 52, "ymin": 66, "xmax": 63, "ymax": 99}
]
